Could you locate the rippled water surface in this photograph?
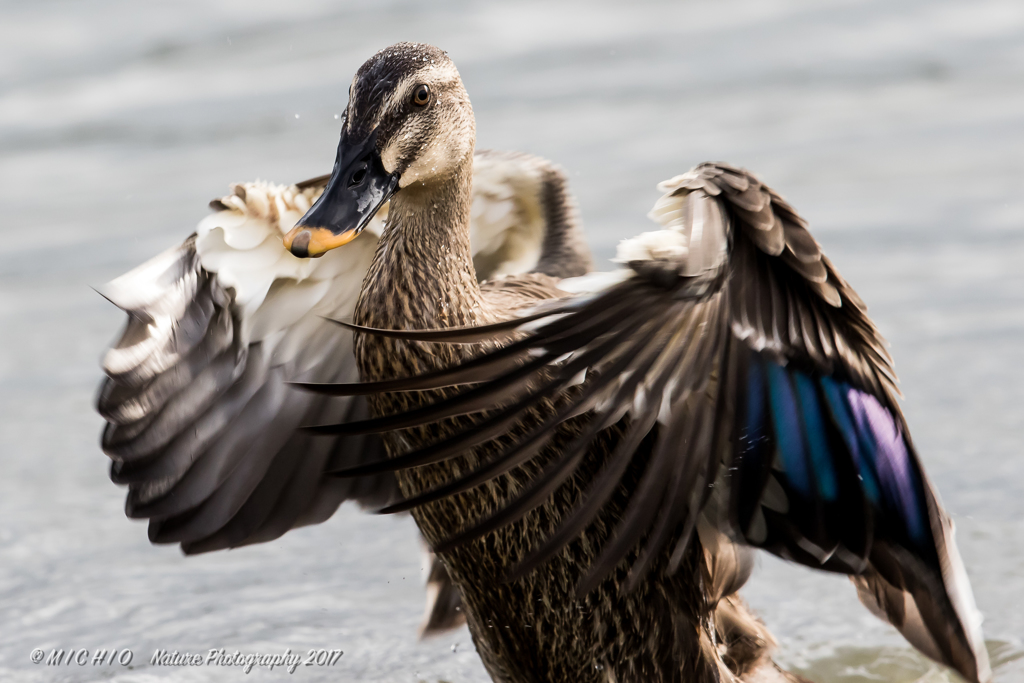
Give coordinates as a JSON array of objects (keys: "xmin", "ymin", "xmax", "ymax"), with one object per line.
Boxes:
[{"xmin": 1, "ymin": 1, "xmax": 1022, "ymax": 681}]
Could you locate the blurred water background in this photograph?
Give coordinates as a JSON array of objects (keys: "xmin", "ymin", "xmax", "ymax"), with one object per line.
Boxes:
[{"xmin": 1, "ymin": 0, "xmax": 1022, "ymax": 681}]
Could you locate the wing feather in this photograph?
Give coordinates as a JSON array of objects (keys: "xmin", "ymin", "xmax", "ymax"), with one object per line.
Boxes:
[
  {"xmin": 98, "ymin": 180, "xmax": 395, "ymax": 552},
  {"xmin": 98, "ymin": 149, "xmax": 596, "ymax": 561},
  {"xmin": 471, "ymin": 150, "xmax": 592, "ymax": 280},
  {"xmin": 309, "ymin": 162, "xmax": 990, "ymax": 683}
]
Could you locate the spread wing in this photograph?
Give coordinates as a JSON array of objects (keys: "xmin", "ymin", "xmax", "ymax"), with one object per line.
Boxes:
[
  {"xmin": 314, "ymin": 163, "xmax": 990, "ymax": 683},
  {"xmin": 97, "ymin": 149, "xmax": 590, "ymax": 561},
  {"xmin": 97, "ymin": 180, "xmax": 388, "ymax": 554}
]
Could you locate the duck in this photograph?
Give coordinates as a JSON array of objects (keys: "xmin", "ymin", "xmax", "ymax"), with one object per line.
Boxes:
[{"xmin": 97, "ymin": 42, "xmax": 991, "ymax": 683}]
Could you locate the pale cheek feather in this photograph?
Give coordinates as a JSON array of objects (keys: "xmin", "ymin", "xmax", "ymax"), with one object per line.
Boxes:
[
  {"xmin": 380, "ymin": 138, "xmax": 401, "ymax": 175},
  {"xmin": 398, "ymin": 127, "xmax": 466, "ymax": 188}
]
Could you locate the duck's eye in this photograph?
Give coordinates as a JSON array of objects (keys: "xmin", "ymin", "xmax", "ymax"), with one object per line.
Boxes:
[{"xmin": 411, "ymin": 84, "xmax": 430, "ymax": 108}]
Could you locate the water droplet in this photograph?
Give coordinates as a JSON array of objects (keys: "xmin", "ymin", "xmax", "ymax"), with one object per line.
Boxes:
[
  {"xmin": 294, "ymin": 114, "xmax": 300, "ymax": 119},
  {"xmin": 450, "ymin": 643, "xmax": 458, "ymax": 653}
]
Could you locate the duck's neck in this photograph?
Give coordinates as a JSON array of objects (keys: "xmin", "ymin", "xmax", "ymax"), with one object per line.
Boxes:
[{"xmin": 355, "ymin": 159, "xmax": 485, "ymax": 333}]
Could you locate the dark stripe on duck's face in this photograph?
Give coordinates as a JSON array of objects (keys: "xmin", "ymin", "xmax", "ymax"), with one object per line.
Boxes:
[{"xmin": 284, "ymin": 128, "xmax": 400, "ymax": 258}]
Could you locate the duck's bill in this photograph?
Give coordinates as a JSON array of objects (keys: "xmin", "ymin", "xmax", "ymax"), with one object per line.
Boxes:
[{"xmin": 284, "ymin": 130, "xmax": 400, "ymax": 258}]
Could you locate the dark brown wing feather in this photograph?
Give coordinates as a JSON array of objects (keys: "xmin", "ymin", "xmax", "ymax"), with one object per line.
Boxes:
[
  {"xmin": 313, "ymin": 163, "xmax": 990, "ymax": 683},
  {"xmin": 97, "ymin": 236, "xmax": 397, "ymax": 554}
]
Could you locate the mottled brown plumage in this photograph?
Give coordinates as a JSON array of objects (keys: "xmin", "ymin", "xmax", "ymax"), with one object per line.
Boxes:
[
  {"xmin": 345, "ymin": 44, "xmax": 800, "ymax": 683},
  {"xmin": 355, "ymin": 200, "xmax": 714, "ymax": 682}
]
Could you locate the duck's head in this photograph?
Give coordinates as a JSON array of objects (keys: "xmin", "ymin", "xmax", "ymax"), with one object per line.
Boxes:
[{"xmin": 284, "ymin": 43, "xmax": 475, "ymax": 257}]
